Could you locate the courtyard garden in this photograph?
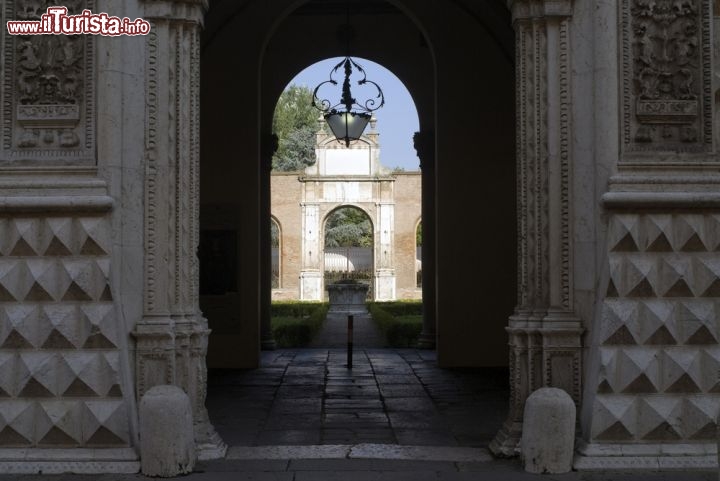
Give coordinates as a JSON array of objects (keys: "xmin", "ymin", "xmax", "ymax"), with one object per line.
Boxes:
[
  {"xmin": 367, "ymin": 300, "xmax": 423, "ymax": 347},
  {"xmin": 270, "ymin": 301, "xmax": 329, "ymax": 347}
]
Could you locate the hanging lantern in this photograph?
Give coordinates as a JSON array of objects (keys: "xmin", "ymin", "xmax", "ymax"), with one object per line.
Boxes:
[{"xmin": 312, "ymin": 57, "xmax": 384, "ymax": 147}]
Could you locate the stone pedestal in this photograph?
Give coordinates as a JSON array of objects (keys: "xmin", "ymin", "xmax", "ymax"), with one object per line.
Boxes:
[
  {"xmin": 327, "ymin": 281, "xmax": 370, "ymax": 314},
  {"xmin": 521, "ymin": 387, "xmax": 576, "ymax": 474},
  {"xmin": 300, "ymin": 271, "xmax": 323, "ymax": 301},
  {"xmin": 374, "ymin": 269, "xmax": 396, "ymax": 301},
  {"xmin": 140, "ymin": 385, "xmax": 196, "ymax": 477}
]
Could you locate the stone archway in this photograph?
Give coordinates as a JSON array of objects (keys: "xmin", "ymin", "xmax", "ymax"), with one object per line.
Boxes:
[
  {"xmin": 141, "ymin": 0, "xmax": 582, "ymax": 456},
  {"xmin": 119, "ymin": 1, "xmax": 581, "ymax": 462},
  {"xmin": 2, "ymin": 0, "xmax": 719, "ymax": 471}
]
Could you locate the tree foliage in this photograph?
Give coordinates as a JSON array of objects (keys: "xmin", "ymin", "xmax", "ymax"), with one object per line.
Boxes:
[
  {"xmin": 325, "ymin": 207, "xmax": 373, "ymax": 248},
  {"xmin": 272, "ymin": 85, "xmax": 319, "ymax": 171}
]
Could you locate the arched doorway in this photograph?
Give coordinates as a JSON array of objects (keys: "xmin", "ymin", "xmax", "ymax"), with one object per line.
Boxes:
[
  {"xmin": 268, "ymin": 59, "xmax": 421, "ymax": 304},
  {"xmin": 124, "ymin": 0, "xmax": 584, "ymax": 458},
  {"xmin": 323, "ymin": 205, "xmax": 374, "ymax": 299},
  {"xmin": 200, "ymin": 0, "xmax": 516, "ymax": 369},
  {"xmin": 198, "ymin": 0, "xmax": 569, "ymax": 454}
]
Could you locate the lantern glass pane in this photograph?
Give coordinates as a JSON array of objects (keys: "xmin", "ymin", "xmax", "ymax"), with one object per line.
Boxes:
[{"xmin": 325, "ymin": 112, "xmax": 370, "ymax": 144}]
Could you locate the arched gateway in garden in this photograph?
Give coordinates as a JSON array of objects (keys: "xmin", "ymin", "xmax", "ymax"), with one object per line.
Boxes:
[
  {"xmin": 0, "ymin": 0, "xmax": 718, "ymax": 472},
  {"xmin": 270, "ymin": 115, "xmax": 422, "ymax": 302}
]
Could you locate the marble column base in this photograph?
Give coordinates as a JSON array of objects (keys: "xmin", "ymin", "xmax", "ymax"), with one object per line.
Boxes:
[{"xmin": 489, "ymin": 420, "xmax": 521, "ymax": 457}]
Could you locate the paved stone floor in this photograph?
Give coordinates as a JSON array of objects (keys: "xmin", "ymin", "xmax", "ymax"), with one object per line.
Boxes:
[
  {"xmin": 206, "ymin": 348, "xmax": 509, "ymax": 447},
  {"xmin": 0, "ymin": 460, "xmax": 714, "ymax": 481},
  {"xmin": 0, "ymin": 349, "xmax": 716, "ymax": 479},
  {"xmin": 0, "ymin": 460, "xmax": 715, "ymax": 481}
]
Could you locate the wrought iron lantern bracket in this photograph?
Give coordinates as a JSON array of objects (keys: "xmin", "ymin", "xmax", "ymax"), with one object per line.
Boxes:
[{"xmin": 312, "ymin": 57, "xmax": 385, "ymax": 147}]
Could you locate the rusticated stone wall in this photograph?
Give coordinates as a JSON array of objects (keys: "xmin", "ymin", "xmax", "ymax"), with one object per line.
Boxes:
[
  {"xmin": 0, "ymin": 213, "xmax": 130, "ymax": 447},
  {"xmin": 592, "ymin": 213, "xmax": 720, "ymax": 443}
]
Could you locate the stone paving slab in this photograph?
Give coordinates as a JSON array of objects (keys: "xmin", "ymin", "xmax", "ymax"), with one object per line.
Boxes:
[
  {"xmin": 321, "ymin": 428, "xmax": 395, "ymax": 444},
  {"xmin": 186, "ymin": 348, "xmax": 720, "ymax": 480},
  {"xmin": 270, "ymin": 398, "xmax": 322, "ymax": 413},
  {"xmin": 228, "ymin": 445, "xmax": 350, "ymax": 459},
  {"xmin": 207, "ymin": 348, "xmax": 509, "ymax": 448},
  {"xmin": 256, "ymin": 430, "xmax": 321, "ymax": 445},
  {"xmin": 293, "ymin": 471, "xmax": 440, "ymax": 481},
  {"xmin": 288, "ymin": 458, "xmax": 459, "ymax": 471},
  {"xmin": 230, "ymin": 445, "xmax": 493, "ymax": 463},
  {"xmin": 0, "ymin": 457, "xmax": 716, "ymax": 480},
  {"xmin": 349, "ymin": 444, "xmax": 493, "ymax": 462},
  {"xmin": 394, "ymin": 429, "xmax": 458, "ymax": 446}
]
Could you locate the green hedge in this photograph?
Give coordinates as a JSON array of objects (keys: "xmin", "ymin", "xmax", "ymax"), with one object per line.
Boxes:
[
  {"xmin": 368, "ymin": 302, "xmax": 423, "ymax": 348},
  {"xmin": 271, "ymin": 302, "xmax": 328, "ymax": 348},
  {"xmin": 271, "ymin": 301, "xmax": 325, "ymax": 318},
  {"xmin": 367, "ymin": 300, "xmax": 423, "ymax": 316}
]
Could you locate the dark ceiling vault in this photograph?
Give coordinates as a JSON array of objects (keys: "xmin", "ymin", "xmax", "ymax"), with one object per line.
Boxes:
[{"xmin": 201, "ymin": 0, "xmax": 514, "ymax": 63}]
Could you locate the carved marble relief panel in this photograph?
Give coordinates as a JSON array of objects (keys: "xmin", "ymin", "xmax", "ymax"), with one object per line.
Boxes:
[
  {"xmin": 622, "ymin": 0, "xmax": 713, "ymax": 154},
  {"xmin": 1, "ymin": 0, "xmax": 95, "ymax": 165}
]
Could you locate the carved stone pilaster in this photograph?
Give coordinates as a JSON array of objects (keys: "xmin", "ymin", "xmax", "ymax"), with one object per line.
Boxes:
[
  {"xmin": 374, "ymin": 201, "xmax": 396, "ymax": 301},
  {"xmin": 1, "ymin": 0, "xmax": 96, "ymax": 165},
  {"xmin": 299, "ymin": 202, "xmax": 322, "ymax": 300},
  {"xmin": 621, "ymin": 0, "xmax": 713, "ymax": 156},
  {"xmin": 490, "ymin": 0, "xmax": 583, "ymax": 457},
  {"xmin": 134, "ymin": 0, "xmax": 225, "ymax": 460}
]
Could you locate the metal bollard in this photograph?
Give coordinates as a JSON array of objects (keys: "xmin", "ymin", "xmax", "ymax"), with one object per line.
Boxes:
[{"xmin": 347, "ymin": 314, "xmax": 354, "ymax": 369}]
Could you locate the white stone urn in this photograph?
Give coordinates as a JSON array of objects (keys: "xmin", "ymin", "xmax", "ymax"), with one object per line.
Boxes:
[{"xmin": 326, "ymin": 280, "xmax": 370, "ymax": 314}]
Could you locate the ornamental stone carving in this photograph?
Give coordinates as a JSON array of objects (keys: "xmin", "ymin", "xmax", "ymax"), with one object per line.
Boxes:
[
  {"xmin": 622, "ymin": 0, "xmax": 713, "ymax": 153},
  {"xmin": 490, "ymin": 0, "xmax": 583, "ymax": 457},
  {"xmin": 134, "ymin": 0, "xmax": 225, "ymax": 461},
  {"xmin": 1, "ymin": 0, "xmax": 94, "ymax": 163}
]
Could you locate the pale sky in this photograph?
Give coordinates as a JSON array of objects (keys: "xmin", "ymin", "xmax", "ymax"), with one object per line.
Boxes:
[{"xmin": 286, "ymin": 57, "xmax": 420, "ymax": 171}]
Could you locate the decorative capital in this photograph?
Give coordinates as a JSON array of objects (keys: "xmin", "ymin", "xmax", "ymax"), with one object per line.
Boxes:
[
  {"xmin": 142, "ymin": 0, "xmax": 208, "ymax": 25},
  {"xmin": 507, "ymin": 0, "xmax": 573, "ymax": 23}
]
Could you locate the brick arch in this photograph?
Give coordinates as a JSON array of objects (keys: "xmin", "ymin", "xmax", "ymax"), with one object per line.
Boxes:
[{"xmin": 321, "ymin": 203, "xmax": 377, "ymax": 235}]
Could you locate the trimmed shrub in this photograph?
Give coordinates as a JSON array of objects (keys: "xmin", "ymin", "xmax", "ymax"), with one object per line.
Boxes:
[
  {"xmin": 368, "ymin": 302, "xmax": 423, "ymax": 348},
  {"xmin": 271, "ymin": 302, "xmax": 328, "ymax": 348},
  {"xmin": 367, "ymin": 300, "xmax": 423, "ymax": 317},
  {"xmin": 271, "ymin": 301, "xmax": 324, "ymax": 318}
]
